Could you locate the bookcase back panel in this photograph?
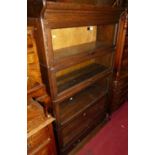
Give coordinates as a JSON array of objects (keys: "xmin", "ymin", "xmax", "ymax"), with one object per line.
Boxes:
[
  {"xmin": 95, "ymin": 52, "xmax": 114, "ymax": 69},
  {"xmin": 97, "ymin": 24, "xmax": 116, "ymax": 46},
  {"xmin": 51, "ymin": 26, "xmax": 97, "ymax": 50}
]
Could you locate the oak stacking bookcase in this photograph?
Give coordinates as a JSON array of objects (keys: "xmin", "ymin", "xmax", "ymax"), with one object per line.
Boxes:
[{"xmin": 28, "ymin": 1, "xmax": 123, "ymax": 154}]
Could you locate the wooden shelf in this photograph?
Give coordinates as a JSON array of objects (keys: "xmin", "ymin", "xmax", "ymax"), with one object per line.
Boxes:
[
  {"xmin": 60, "ymin": 83, "xmax": 107, "ymax": 125},
  {"xmin": 57, "ymin": 63, "xmax": 108, "ymax": 93},
  {"xmin": 53, "ymin": 41, "xmax": 114, "ymax": 71},
  {"xmin": 54, "ymin": 41, "xmax": 114, "ymax": 60}
]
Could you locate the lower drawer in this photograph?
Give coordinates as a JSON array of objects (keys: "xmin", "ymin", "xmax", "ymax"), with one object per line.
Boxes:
[
  {"xmin": 34, "ymin": 142, "xmax": 54, "ymax": 155},
  {"xmin": 27, "ymin": 126, "xmax": 51, "ymax": 154},
  {"xmin": 60, "ymin": 96, "xmax": 107, "ymax": 147},
  {"xmin": 28, "ymin": 138, "xmax": 53, "ymax": 155}
]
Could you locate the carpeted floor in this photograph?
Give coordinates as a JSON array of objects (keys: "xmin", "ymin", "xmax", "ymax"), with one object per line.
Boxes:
[{"xmin": 77, "ymin": 102, "xmax": 128, "ymax": 155}]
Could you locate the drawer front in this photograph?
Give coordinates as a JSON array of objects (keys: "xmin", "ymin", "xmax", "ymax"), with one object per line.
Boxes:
[
  {"xmin": 27, "ymin": 127, "xmax": 51, "ymax": 153},
  {"xmin": 28, "ymin": 141, "xmax": 54, "ymax": 155},
  {"xmin": 61, "ymin": 96, "xmax": 107, "ymax": 147},
  {"xmin": 35, "ymin": 143, "xmax": 52, "ymax": 155}
]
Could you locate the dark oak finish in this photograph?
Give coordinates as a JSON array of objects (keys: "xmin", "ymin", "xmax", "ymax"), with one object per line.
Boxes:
[
  {"xmin": 61, "ymin": 96, "xmax": 107, "ymax": 146},
  {"xmin": 28, "ymin": 1, "xmax": 123, "ymax": 154},
  {"xmin": 53, "ymin": 42, "xmax": 115, "ymax": 71},
  {"xmin": 27, "ymin": 99, "xmax": 57, "ymax": 155},
  {"xmin": 57, "ymin": 63, "xmax": 107, "ymax": 93},
  {"xmin": 27, "ymin": 27, "xmax": 42, "ymax": 86},
  {"xmin": 111, "ymin": 10, "xmax": 128, "ymax": 112},
  {"xmin": 43, "ymin": 2, "xmax": 122, "ymax": 23},
  {"xmin": 27, "ymin": 27, "xmax": 57, "ymax": 155},
  {"xmin": 27, "ymin": 26, "xmax": 52, "ymax": 111},
  {"xmin": 54, "ymin": 42, "xmax": 113, "ymax": 60},
  {"xmin": 59, "ymin": 79, "xmax": 108, "ymax": 124}
]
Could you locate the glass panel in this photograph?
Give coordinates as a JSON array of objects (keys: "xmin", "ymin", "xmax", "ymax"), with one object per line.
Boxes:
[
  {"xmin": 56, "ymin": 52, "xmax": 113, "ymax": 93},
  {"xmin": 60, "ymin": 78, "xmax": 109, "ymax": 124},
  {"xmin": 51, "ymin": 26, "xmax": 97, "ymax": 50},
  {"xmin": 51, "ymin": 25, "xmax": 116, "ymax": 61}
]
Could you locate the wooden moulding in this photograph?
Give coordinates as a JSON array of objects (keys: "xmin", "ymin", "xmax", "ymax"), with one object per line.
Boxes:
[
  {"xmin": 43, "ymin": 2, "xmax": 124, "ymax": 28},
  {"xmin": 28, "ymin": 1, "xmax": 124, "ymax": 28},
  {"xmin": 28, "ymin": 117, "xmax": 55, "ymax": 138}
]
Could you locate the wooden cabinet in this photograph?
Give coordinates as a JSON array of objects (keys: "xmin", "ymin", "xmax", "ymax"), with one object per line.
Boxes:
[
  {"xmin": 28, "ymin": 1, "xmax": 123, "ymax": 154},
  {"xmin": 27, "ymin": 26, "xmax": 57, "ymax": 155},
  {"xmin": 27, "ymin": 26, "xmax": 52, "ymax": 111},
  {"xmin": 60, "ymin": 96, "xmax": 107, "ymax": 145},
  {"xmin": 27, "ymin": 99, "xmax": 57, "ymax": 155},
  {"xmin": 111, "ymin": 11, "xmax": 128, "ymax": 112},
  {"xmin": 27, "ymin": 27, "xmax": 42, "ymax": 88}
]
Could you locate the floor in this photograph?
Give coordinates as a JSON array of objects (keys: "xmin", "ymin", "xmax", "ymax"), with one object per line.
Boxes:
[{"xmin": 70, "ymin": 102, "xmax": 128, "ymax": 155}]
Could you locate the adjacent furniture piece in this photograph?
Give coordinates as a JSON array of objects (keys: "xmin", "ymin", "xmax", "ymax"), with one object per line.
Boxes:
[
  {"xmin": 27, "ymin": 26, "xmax": 57, "ymax": 155},
  {"xmin": 27, "ymin": 27, "xmax": 42, "ymax": 86},
  {"xmin": 28, "ymin": 1, "xmax": 123, "ymax": 154},
  {"xmin": 111, "ymin": 11, "xmax": 128, "ymax": 112},
  {"xmin": 27, "ymin": 98, "xmax": 57, "ymax": 155},
  {"xmin": 27, "ymin": 27, "xmax": 52, "ymax": 112}
]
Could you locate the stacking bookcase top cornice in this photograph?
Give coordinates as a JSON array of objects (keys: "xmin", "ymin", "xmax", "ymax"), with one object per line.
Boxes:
[{"xmin": 28, "ymin": 0, "xmax": 124, "ymax": 28}]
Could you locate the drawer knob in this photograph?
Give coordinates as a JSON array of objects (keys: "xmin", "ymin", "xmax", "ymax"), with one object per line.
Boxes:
[
  {"xmin": 83, "ymin": 112, "xmax": 86, "ymax": 117},
  {"xmin": 69, "ymin": 97, "xmax": 73, "ymax": 101}
]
